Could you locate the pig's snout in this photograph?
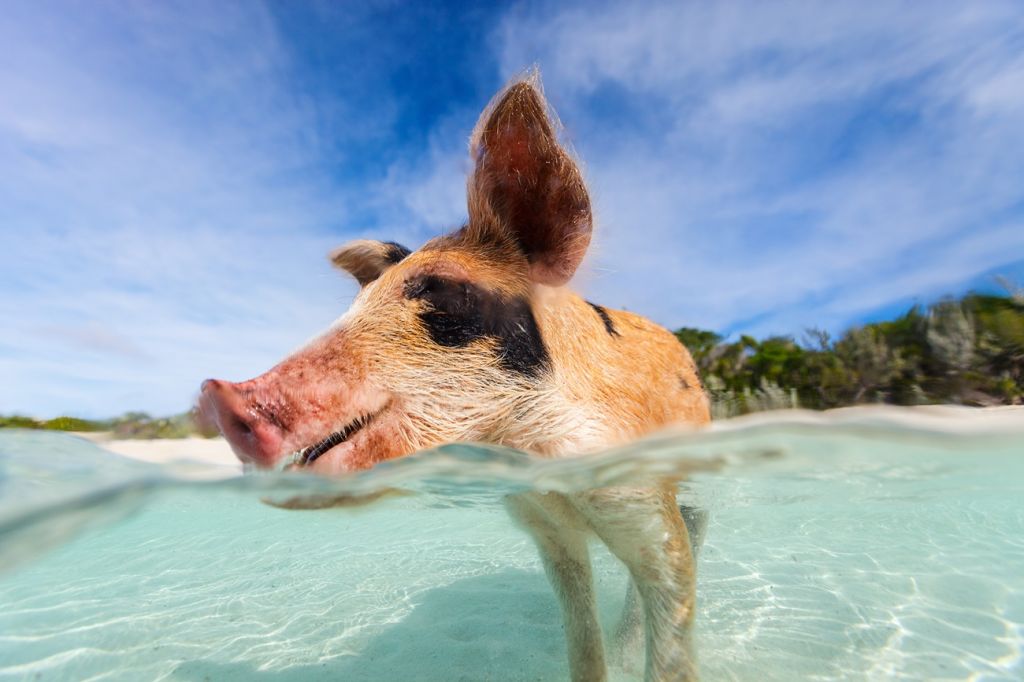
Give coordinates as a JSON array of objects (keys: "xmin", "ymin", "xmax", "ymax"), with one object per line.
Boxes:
[{"xmin": 199, "ymin": 379, "xmax": 284, "ymax": 468}]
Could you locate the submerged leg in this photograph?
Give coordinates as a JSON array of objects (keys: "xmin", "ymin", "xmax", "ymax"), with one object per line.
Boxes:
[
  {"xmin": 576, "ymin": 487, "xmax": 698, "ymax": 682},
  {"xmin": 611, "ymin": 575, "xmax": 645, "ymax": 672},
  {"xmin": 506, "ymin": 492, "xmax": 607, "ymax": 682},
  {"xmin": 613, "ymin": 504, "xmax": 707, "ymax": 671}
]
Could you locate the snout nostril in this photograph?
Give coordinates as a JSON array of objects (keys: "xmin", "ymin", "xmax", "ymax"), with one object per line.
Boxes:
[{"xmin": 232, "ymin": 416, "xmax": 253, "ymax": 436}]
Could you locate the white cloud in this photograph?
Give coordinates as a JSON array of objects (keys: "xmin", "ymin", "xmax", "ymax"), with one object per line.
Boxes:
[
  {"xmin": 0, "ymin": 2, "xmax": 360, "ymax": 417},
  {"xmin": 483, "ymin": 0, "xmax": 1024, "ymax": 337}
]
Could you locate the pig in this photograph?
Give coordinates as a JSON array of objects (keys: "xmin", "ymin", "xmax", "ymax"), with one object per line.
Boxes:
[{"xmin": 199, "ymin": 73, "xmax": 711, "ymax": 682}]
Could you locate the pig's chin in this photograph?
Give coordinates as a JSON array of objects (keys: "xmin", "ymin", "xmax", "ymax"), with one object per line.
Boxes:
[{"xmin": 279, "ymin": 404, "xmax": 390, "ymax": 475}]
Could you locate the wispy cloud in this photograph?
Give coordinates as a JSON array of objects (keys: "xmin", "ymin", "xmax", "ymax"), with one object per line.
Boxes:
[
  {"xmin": 1, "ymin": 2, "xmax": 355, "ymax": 417},
  {"xmin": 490, "ymin": 0, "xmax": 1024, "ymax": 333},
  {"xmin": 2, "ymin": 1, "xmax": 1022, "ymax": 417}
]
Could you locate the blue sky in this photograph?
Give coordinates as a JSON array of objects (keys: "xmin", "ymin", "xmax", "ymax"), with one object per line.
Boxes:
[{"xmin": 3, "ymin": 0, "xmax": 1023, "ymax": 418}]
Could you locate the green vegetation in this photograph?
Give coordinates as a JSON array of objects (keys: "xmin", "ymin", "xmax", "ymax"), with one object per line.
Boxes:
[
  {"xmin": 678, "ymin": 292, "xmax": 1024, "ymax": 418},
  {"xmin": 106, "ymin": 412, "xmax": 199, "ymax": 439},
  {"xmin": 0, "ymin": 414, "xmax": 106, "ymax": 432},
  {"xmin": 0, "ymin": 411, "xmax": 202, "ymax": 439}
]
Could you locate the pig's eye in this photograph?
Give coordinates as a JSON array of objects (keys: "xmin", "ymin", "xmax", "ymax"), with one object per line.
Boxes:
[
  {"xmin": 402, "ymin": 274, "xmax": 549, "ymax": 377},
  {"xmin": 403, "ymin": 275, "xmax": 474, "ymax": 315}
]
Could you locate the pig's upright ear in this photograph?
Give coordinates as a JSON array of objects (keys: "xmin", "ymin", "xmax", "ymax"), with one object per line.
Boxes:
[
  {"xmin": 329, "ymin": 240, "xmax": 411, "ymax": 287},
  {"xmin": 466, "ymin": 74, "xmax": 592, "ymax": 286}
]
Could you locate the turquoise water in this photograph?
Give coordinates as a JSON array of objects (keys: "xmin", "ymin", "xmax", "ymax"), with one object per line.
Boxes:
[{"xmin": 0, "ymin": 408, "xmax": 1022, "ymax": 681}]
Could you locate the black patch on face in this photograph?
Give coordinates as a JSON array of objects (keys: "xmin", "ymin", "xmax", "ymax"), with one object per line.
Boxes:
[
  {"xmin": 404, "ymin": 275, "xmax": 549, "ymax": 377},
  {"xmin": 586, "ymin": 301, "xmax": 620, "ymax": 337},
  {"xmin": 382, "ymin": 242, "xmax": 412, "ymax": 264}
]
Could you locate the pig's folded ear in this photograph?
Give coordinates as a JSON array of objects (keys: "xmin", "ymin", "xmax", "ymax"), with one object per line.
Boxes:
[
  {"xmin": 329, "ymin": 240, "xmax": 411, "ymax": 287},
  {"xmin": 466, "ymin": 74, "xmax": 592, "ymax": 286}
]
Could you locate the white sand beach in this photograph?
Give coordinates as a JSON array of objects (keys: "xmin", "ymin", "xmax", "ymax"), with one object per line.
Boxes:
[{"xmin": 75, "ymin": 432, "xmax": 240, "ymax": 471}]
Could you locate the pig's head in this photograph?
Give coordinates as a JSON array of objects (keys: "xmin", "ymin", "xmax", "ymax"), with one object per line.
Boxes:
[{"xmin": 198, "ymin": 76, "xmax": 593, "ymax": 474}]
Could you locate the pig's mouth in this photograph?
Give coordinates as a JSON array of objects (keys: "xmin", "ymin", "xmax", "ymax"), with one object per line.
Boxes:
[{"xmin": 288, "ymin": 407, "xmax": 385, "ymax": 469}]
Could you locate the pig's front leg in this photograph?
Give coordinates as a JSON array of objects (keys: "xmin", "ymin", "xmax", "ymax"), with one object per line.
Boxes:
[
  {"xmin": 575, "ymin": 486, "xmax": 698, "ymax": 682},
  {"xmin": 612, "ymin": 503, "xmax": 708, "ymax": 672},
  {"xmin": 506, "ymin": 492, "xmax": 607, "ymax": 682}
]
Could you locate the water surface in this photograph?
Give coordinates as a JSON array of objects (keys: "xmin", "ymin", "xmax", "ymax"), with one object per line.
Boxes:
[{"xmin": 1, "ymin": 407, "xmax": 1022, "ymax": 681}]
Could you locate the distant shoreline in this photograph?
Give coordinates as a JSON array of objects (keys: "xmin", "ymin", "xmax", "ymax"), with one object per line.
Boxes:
[{"xmin": 59, "ymin": 405, "xmax": 1022, "ymax": 472}]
